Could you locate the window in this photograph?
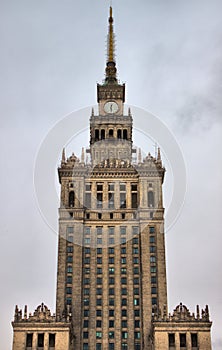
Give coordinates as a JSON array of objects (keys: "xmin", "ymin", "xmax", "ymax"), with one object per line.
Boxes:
[
  {"xmin": 97, "ymin": 268, "xmax": 102, "ymax": 274},
  {"xmin": 108, "ymin": 193, "xmax": 115, "ymax": 209},
  {"xmin": 109, "ymin": 227, "xmax": 114, "ymax": 235},
  {"xmin": 151, "ymin": 287, "xmax": 157, "ymax": 294},
  {"xmin": 85, "ymin": 267, "xmax": 90, "ymax": 274},
  {"xmin": 109, "ymin": 277, "xmax": 115, "ymax": 284},
  {"xmin": 85, "ymin": 238, "xmax": 91, "ymax": 245},
  {"xmin": 109, "ymin": 237, "xmax": 115, "ymax": 245},
  {"xmin": 121, "ymin": 257, "xmax": 126, "ymax": 264},
  {"xmin": 152, "ymin": 297, "xmax": 157, "ymax": 305},
  {"xmin": 121, "ymin": 268, "xmax": 127, "ymax": 274},
  {"xmin": 83, "ymin": 344, "xmax": 89, "ymax": 350},
  {"xmin": 96, "ymin": 309, "xmax": 102, "ymax": 316},
  {"xmin": 96, "ymin": 344, "xmax": 102, "ymax": 350},
  {"xmin": 49, "ymin": 333, "xmax": 55, "ymax": 347},
  {"xmin": 150, "ymin": 256, "xmax": 156, "ymax": 263},
  {"xmin": 122, "ymin": 299, "xmax": 127, "ymax": 306},
  {"xmin": 134, "ymin": 309, "xmax": 140, "ymax": 317},
  {"xmin": 109, "ymin": 320, "xmax": 114, "ymax": 327},
  {"xmin": 117, "ymin": 129, "xmax": 122, "ymax": 138},
  {"xmin": 133, "ymin": 237, "xmax": 138, "ymax": 244},
  {"xmin": 69, "ymin": 191, "xmax": 75, "ymax": 207},
  {"xmin": 134, "ymin": 332, "xmax": 140, "ymax": 339},
  {"xmin": 97, "ymin": 257, "xmax": 102, "ymax": 264},
  {"xmin": 67, "ymin": 256, "xmax": 73, "ymax": 264},
  {"xmin": 134, "ymin": 298, "xmax": 139, "ymax": 306},
  {"xmin": 97, "ymin": 193, "xmax": 103, "ymax": 208},
  {"xmin": 96, "ymin": 320, "xmax": 102, "ymax": 328},
  {"xmin": 97, "ymin": 288, "xmax": 102, "ymax": 295},
  {"xmin": 109, "ymin": 247, "xmax": 114, "ymax": 254},
  {"xmin": 191, "ymin": 334, "xmax": 198, "ymax": 347},
  {"xmin": 180, "ymin": 334, "xmax": 186, "ymax": 348},
  {"xmin": 67, "ymin": 266, "xmax": 72, "ymax": 273},
  {"xmin": 133, "ymin": 257, "xmax": 139, "ymax": 264},
  {"xmin": 67, "ymin": 246, "xmax": 73, "ymax": 253},
  {"xmin": 122, "ymin": 344, "xmax": 128, "ymax": 350},
  {"xmin": 122, "ymin": 332, "xmax": 128, "ymax": 339},
  {"xmin": 109, "ymin": 298, "xmax": 114, "ymax": 306},
  {"xmin": 135, "ymin": 343, "xmax": 140, "ymax": 350},
  {"xmin": 83, "ymin": 298, "xmax": 89, "ymax": 306},
  {"xmin": 133, "ymin": 248, "xmax": 139, "ymax": 254},
  {"xmin": 84, "ymin": 320, "xmax": 89, "ymax": 328},
  {"xmin": 121, "ymin": 247, "xmax": 126, "ymax": 254},
  {"xmin": 121, "ymin": 237, "xmax": 126, "ymax": 244},
  {"xmin": 83, "ymin": 332, "xmax": 89, "ymax": 339},
  {"xmin": 85, "ymin": 193, "xmax": 91, "ymax": 209},
  {"xmin": 68, "ymin": 235, "xmax": 73, "ymax": 243},
  {"xmin": 98, "ymin": 213, "xmax": 102, "ymax": 219},
  {"xmin": 109, "ymin": 310, "xmax": 114, "ymax": 316},
  {"xmin": 121, "ymin": 288, "xmax": 127, "ymax": 295},
  {"xmin": 97, "ymin": 227, "xmax": 103, "ymax": 235},
  {"xmin": 151, "ymin": 267, "xmax": 156, "ymax": 273},
  {"xmin": 120, "ymin": 193, "xmax": 126, "ymax": 208},
  {"xmin": 101, "ymin": 129, "xmax": 105, "ymax": 139},
  {"xmin": 95, "ymin": 129, "xmax": 99, "ymax": 140},
  {"xmin": 84, "ymin": 309, "xmax": 89, "ymax": 317},
  {"xmin": 150, "ymin": 236, "xmax": 155, "ymax": 243},
  {"xmin": 148, "ymin": 191, "xmax": 154, "ymax": 207},
  {"xmin": 134, "ymin": 288, "xmax": 139, "ymax": 295},
  {"xmin": 37, "ymin": 334, "xmax": 44, "ymax": 347},
  {"xmin": 67, "ymin": 287, "xmax": 72, "ymax": 294},
  {"xmin": 150, "ymin": 246, "xmax": 156, "ymax": 253},
  {"xmin": 26, "ymin": 334, "xmax": 33, "ymax": 347},
  {"xmin": 97, "ymin": 248, "xmax": 102, "ymax": 254},
  {"xmin": 109, "ymin": 267, "xmax": 115, "ymax": 274},
  {"xmin": 123, "ymin": 129, "xmax": 128, "ymax": 139},
  {"xmin": 96, "ymin": 299, "xmax": 102, "ymax": 306},
  {"xmin": 97, "ymin": 278, "xmax": 102, "ymax": 285},
  {"xmin": 67, "ymin": 276, "xmax": 72, "ymax": 284},
  {"xmin": 131, "ymin": 184, "xmax": 138, "ymax": 209},
  {"xmin": 132, "ymin": 226, "xmax": 139, "ymax": 235},
  {"xmin": 122, "ymin": 309, "xmax": 127, "ymax": 317},
  {"xmin": 66, "ymin": 297, "xmax": 72, "ymax": 305},
  {"xmin": 97, "ymin": 238, "xmax": 102, "ymax": 245},
  {"xmin": 85, "ymin": 227, "xmax": 91, "ymax": 235},
  {"xmin": 121, "ymin": 277, "xmax": 127, "ymax": 284},
  {"xmin": 109, "ymin": 331, "xmax": 115, "ymax": 339},
  {"xmin": 168, "ymin": 333, "xmax": 175, "ymax": 347},
  {"xmin": 134, "ymin": 267, "xmax": 139, "ymax": 274},
  {"xmin": 122, "ymin": 320, "xmax": 127, "ymax": 328},
  {"xmin": 109, "ymin": 343, "xmax": 114, "ymax": 350},
  {"xmin": 151, "ymin": 276, "xmax": 157, "ymax": 284},
  {"xmin": 84, "ymin": 257, "xmax": 90, "ymax": 264},
  {"xmin": 109, "ymin": 257, "xmax": 114, "ymax": 264},
  {"xmin": 109, "ymin": 129, "xmax": 114, "ymax": 137},
  {"xmin": 109, "ymin": 288, "xmax": 114, "ymax": 295}
]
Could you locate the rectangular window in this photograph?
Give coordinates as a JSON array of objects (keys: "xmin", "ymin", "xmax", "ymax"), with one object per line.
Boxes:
[
  {"xmin": 68, "ymin": 235, "xmax": 73, "ymax": 243},
  {"xmin": 84, "ymin": 238, "xmax": 91, "ymax": 245},
  {"xmin": 134, "ymin": 288, "xmax": 139, "ymax": 295},
  {"xmin": 97, "ymin": 238, "xmax": 102, "ymax": 245},
  {"xmin": 150, "ymin": 236, "xmax": 155, "ymax": 243},
  {"xmin": 134, "ymin": 309, "xmax": 140, "ymax": 317},
  {"xmin": 67, "ymin": 276, "xmax": 72, "ymax": 284},
  {"xmin": 122, "ymin": 299, "xmax": 127, "ymax": 306},
  {"xmin": 83, "ymin": 343, "xmax": 89, "ymax": 350},
  {"xmin": 97, "ymin": 309, "xmax": 102, "ymax": 316},
  {"xmin": 96, "ymin": 320, "xmax": 102, "ymax": 328},
  {"xmin": 109, "ymin": 298, "xmax": 114, "ymax": 306},
  {"xmin": 26, "ymin": 334, "xmax": 33, "ymax": 347},
  {"xmin": 134, "ymin": 267, "xmax": 139, "ymax": 274},
  {"xmin": 109, "ymin": 320, "xmax": 115, "ymax": 327},
  {"xmin": 96, "ymin": 288, "xmax": 102, "ymax": 295},
  {"xmin": 121, "ymin": 268, "xmax": 127, "ymax": 274},
  {"xmin": 109, "ymin": 288, "xmax": 114, "ymax": 295},
  {"xmin": 132, "ymin": 193, "xmax": 138, "ymax": 208},
  {"xmin": 149, "ymin": 226, "xmax": 155, "ymax": 233},
  {"xmin": 122, "ymin": 320, "xmax": 127, "ymax": 328},
  {"xmin": 84, "ymin": 320, "xmax": 89, "ymax": 328},
  {"xmin": 84, "ymin": 257, "xmax": 90, "ymax": 264},
  {"xmin": 109, "ymin": 267, "xmax": 115, "ymax": 274},
  {"xmin": 109, "ymin": 257, "xmax": 114, "ymax": 264},
  {"xmin": 122, "ymin": 332, "xmax": 128, "ymax": 339},
  {"xmin": 151, "ymin": 287, "xmax": 157, "ymax": 294},
  {"xmin": 122, "ymin": 309, "xmax": 127, "ymax": 317},
  {"xmin": 133, "ymin": 248, "xmax": 139, "ymax": 254},
  {"xmin": 121, "ymin": 288, "xmax": 127, "ymax": 295},
  {"xmin": 133, "ymin": 257, "xmax": 139, "ymax": 264},
  {"xmin": 85, "ymin": 267, "xmax": 90, "ymax": 274},
  {"xmin": 152, "ymin": 297, "xmax": 157, "ymax": 305},
  {"xmin": 85, "ymin": 227, "xmax": 91, "ymax": 235},
  {"xmin": 180, "ymin": 334, "xmax": 186, "ymax": 348},
  {"xmin": 134, "ymin": 332, "xmax": 140, "ymax": 339},
  {"xmin": 121, "ymin": 277, "xmax": 127, "ymax": 284},
  {"xmin": 85, "ymin": 247, "xmax": 91, "ymax": 254},
  {"xmin": 67, "ymin": 246, "xmax": 73, "ymax": 253},
  {"xmin": 66, "ymin": 287, "xmax": 72, "ymax": 294},
  {"xmin": 49, "ymin": 333, "xmax": 55, "ymax": 347},
  {"xmin": 135, "ymin": 343, "xmax": 140, "ymax": 350},
  {"xmin": 109, "ymin": 310, "xmax": 114, "ymax": 316},
  {"xmin": 134, "ymin": 298, "xmax": 139, "ymax": 306},
  {"xmin": 97, "ymin": 257, "xmax": 102, "ymax": 264},
  {"xmin": 122, "ymin": 344, "xmax": 128, "ymax": 350},
  {"xmin": 150, "ymin": 267, "xmax": 156, "ymax": 273},
  {"xmin": 96, "ymin": 299, "xmax": 102, "ymax": 306},
  {"xmin": 67, "ymin": 226, "xmax": 74, "ymax": 233},
  {"xmin": 109, "ymin": 344, "xmax": 114, "ymax": 350},
  {"xmin": 191, "ymin": 333, "xmax": 198, "ymax": 347},
  {"xmin": 85, "ymin": 193, "xmax": 91, "ymax": 208},
  {"xmin": 168, "ymin": 333, "xmax": 175, "ymax": 347},
  {"xmin": 97, "ymin": 193, "xmax": 103, "ymax": 208},
  {"xmin": 97, "ymin": 184, "xmax": 103, "ymax": 191},
  {"xmin": 96, "ymin": 227, "xmax": 103, "ymax": 235},
  {"xmin": 97, "ymin": 278, "xmax": 102, "ymax": 285},
  {"xmin": 109, "ymin": 237, "xmax": 115, "ymax": 245},
  {"xmin": 67, "ymin": 266, "xmax": 72, "ymax": 273},
  {"xmin": 132, "ymin": 226, "xmax": 139, "ymax": 235},
  {"xmin": 151, "ymin": 276, "xmax": 157, "ymax": 284},
  {"xmin": 121, "ymin": 257, "xmax": 126, "ymax": 264},
  {"xmin": 109, "ymin": 247, "xmax": 114, "ymax": 254},
  {"xmin": 37, "ymin": 334, "xmax": 44, "ymax": 347},
  {"xmin": 97, "ymin": 268, "xmax": 102, "ymax": 274},
  {"xmin": 150, "ymin": 246, "xmax": 156, "ymax": 253},
  {"xmin": 109, "ymin": 277, "xmax": 115, "ymax": 284},
  {"xmin": 108, "ymin": 192, "xmax": 115, "ymax": 209},
  {"xmin": 108, "ymin": 227, "xmax": 115, "ymax": 235},
  {"xmin": 96, "ymin": 344, "xmax": 102, "ymax": 350},
  {"xmin": 83, "ymin": 332, "xmax": 89, "ymax": 339},
  {"xmin": 120, "ymin": 227, "xmax": 126, "ymax": 235},
  {"xmin": 84, "ymin": 309, "xmax": 89, "ymax": 317},
  {"xmin": 150, "ymin": 256, "xmax": 156, "ymax": 263},
  {"xmin": 120, "ymin": 193, "xmax": 126, "ymax": 208},
  {"xmin": 133, "ymin": 237, "xmax": 139, "ymax": 244},
  {"xmin": 109, "ymin": 331, "xmax": 115, "ymax": 339},
  {"xmin": 83, "ymin": 298, "xmax": 89, "ymax": 306},
  {"xmin": 97, "ymin": 248, "xmax": 102, "ymax": 254},
  {"xmin": 121, "ymin": 247, "xmax": 126, "ymax": 254}
]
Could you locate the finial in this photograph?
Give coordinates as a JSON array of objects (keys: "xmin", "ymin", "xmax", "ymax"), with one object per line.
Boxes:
[
  {"xmin": 105, "ymin": 6, "xmax": 117, "ymax": 83},
  {"xmin": 128, "ymin": 107, "xmax": 131, "ymax": 117},
  {"xmin": 62, "ymin": 148, "xmax": 66, "ymax": 164},
  {"xmin": 196, "ymin": 305, "xmax": 200, "ymax": 319},
  {"xmin": 81, "ymin": 147, "xmax": 85, "ymax": 163},
  {"xmin": 91, "ymin": 107, "xmax": 94, "ymax": 116},
  {"xmin": 138, "ymin": 148, "xmax": 142, "ymax": 163}
]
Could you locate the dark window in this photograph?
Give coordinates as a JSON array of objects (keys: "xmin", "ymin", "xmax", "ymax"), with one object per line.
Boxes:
[
  {"xmin": 66, "ymin": 287, "xmax": 72, "ymax": 294},
  {"xmin": 150, "ymin": 236, "xmax": 155, "ymax": 243},
  {"xmin": 121, "ymin": 257, "xmax": 126, "ymax": 264},
  {"xmin": 117, "ymin": 129, "xmax": 122, "ymax": 138},
  {"xmin": 97, "ymin": 288, "xmax": 102, "ymax": 295},
  {"xmin": 96, "ymin": 332, "xmax": 102, "ymax": 339},
  {"xmin": 122, "ymin": 332, "xmax": 128, "ymax": 339},
  {"xmin": 109, "ymin": 267, "xmax": 115, "ymax": 274},
  {"xmin": 151, "ymin": 287, "xmax": 157, "ymax": 294},
  {"xmin": 108, "ymin": 193, "xmax": 115, "ymax": 209},
  {"xmin": 67, "ymin": 276, "xmax": 72, "ymax": 284},
  {"xmin": 109, "ymin": 277, "xmax": 115, "ymax": 284},
  {"xmin": 109, "ymin": 320, "xmax": 115, "ymax": 327},
  {"xmin": 180, "ymin": 334, "xmax": 186, "ymax": 347},
  {"xmin": 150, "ymin": 256, "xmax": 156, "ymax": 263},
  {"xmin": 96, "ymin": 320, "xmax": 102, "ymax": 328},
  {"xmin": 109, "ymin": 298, "xmax": 114, "ymax": 306},
  {"xmin": 83, "ymin": 344, "xmax": 89, "ymax": 350},
  {"xmin": 26, "ymin": 334, "xmax": 33, "ymax": 347},
  {"xmin": 132, "ymin": 226, "xmax": 139, "ymax": 235},
  {"xmin": 123, "ymin": 129, "xmax": 128, "ymax": 139},
  {"xmin": 122, "ymin": 213, "xmax": 125, "ymax": 219},
  {"xmin": 67, "ymin": 256, "xmax": 73, "ymax": 263},
  {"xmin": 84, "ymin": 320, "xmax": 89, "ymax": 328},
  {"xmin": 134, "ymin": 288, "xmax": 139, "ymax": 295},
  {"xmin": 109, "ymin": 343, "xmax": 114, "ymax": 350},
  {"xmin": 67, "ymin": 246, "xmax": 73, "ymax": 253},
  {"xmin": 133, "ymin": 266, "xmax": 139, "ymax": 274},
  {"xmin": 135, "ymin": 343, "xmax": 140, "ymax": 350},
  {"xmin": 97, "ymin": 278, "xmax": 102, "ymax": 284},
  {"xmin": 101, "ymin": 129, "xmax": 105, "ymax": 139},
  {"xmin": 109, "ymin": 237, "xmax": 114, "ymax": 245},
  {"xmin": 122, "ymin": 320, "xmax": 127, "ymax": 328},
  {"xmin": 69, "ymin": 191, "xmax": 75, "ymax": 207},
  {"xmin": 97, "ymin": 193, "xmax": 103, "ymax": 208},
  {"xmin": 133, "ymin": 237, "xmax": 139, "ymax": 244},
  {"xmin": 96, "ymin": 299, "xmax": 102, "ymax": 306},
  {"xmin": 109, "ymin": 257, "xmax": 114, "ymax": 264},
  {"xmin": 95, "ymin": 129, "xmax": 99, "ymax": 140},
  {"xmin": 168, "ymin": 333, "xmax": 175, "ymax": 347},
  {"xmin": 83, "ymin": 298, "xmax": 89, "ymax": 306},
  {"xmin": 109, "ymin": 288, "xmax": 114, "ymax": 295},
  {"xmin": 134, "ymin": 257, "xmax": 139, "ymax": 264},
  {"xmin": 97, "ymin": 257, "xmax": 102, "ymax": 264},
  {"xmin": 121, "ymin": 288, "xmax": 127, "ymax": 295},
  {"xmin": 109, "ymin": 227, "xmax": 114, "ymax": 235},
  {"xmin": 134, "ymin": 309, "xmax": 140, "ymax": 317},
  {"xmin": 121, "ymin": 277, "xmax": 127, "ymax": 284},
  {"xmin": 121, "ymin": 247, "xmax": 126, "ymax": 254},
  {"xmin": 49, "ymin": 333, "xmax": 55, "ymax": 347},
  {"xmin": 150, "ymin": 246, "xmax": 156, "ymax": 253},
  {"xmin": 37, "ymin": 334, "xmax": 44, "ymax": 347},
  {"xmin": 151, "ymin": 276, "xmax": 157, "ymax": 284},
  {"xmin": 149, "ymin": 226, "xmax": 155, "ymax": 233},
  {"xmin": 109, "ymin": 129, "xmax": 114, "ymax": 137},
  {"xmin": 97, "ymin": 310, "xmax": 102, "ymax": 316},
  {"xmin": 109, "ymin": 183, "xmax": 115, "ymax": 191},
  {"xmin": 122, "ymin": 309, "xmax": 127, "ymax": 316},
  {"xmin": 134, "ymin": 278, "xmax": 139, "ymax": 285},
  {"xmin": 120, "ymin": 227, "xmax": 126, "ymax": 235},
  {"xmin": 110, "ymin": 213, "xmax": 113, "ymax": 219},
  {"xmin": 83, "ymin": 332, "xmax": 89, "ymax": 339},
  {"xmin": 120, "ymin": 193, "xmax": 126, "ymax": 208},
  {"xmin": 134, "ymin": 332, "xmax": 140, "ymax": 339},
  {"xmin": 109, "ymin": 248, "xmax": 114, "ymax": 254},
  {"xmin": 148, "ymin": 191, "xmax": 154, "ymax": 207},
  {"xmin": 96, "ymin": 344, "xmax": 102, "ymax": 350},
  {"xmin": 97, "ymin": 268, "xmax": 102, "ymax": 274},
  {"xmin": 85, "ymin": 267, "xmax": 90, "ymax": 274},
  {"xmin": 84, "ymin": 309, "xmax": 89, "ymax": 317},
  {"xmin": 132, "ymin": 193, "xmax": 138, "ymax": 208},
  {"xmin": 122, "ymin": 344, "xmax": 128, "ymax": 350},
  {"xmin": 109, "ymin": 310, "xmax": 114, "ymax": 316},
  {"xmin": 109, "ymin": 331, "xmax": 115, "ymax": 339},
  {"xmin": 191, "ymin": 333, "xmax": 198, "ymax": 347},
  {"xmin": 122, "ymin": 299, "xmax": 127, "ymax": 306},
  {"xmin": 97, "ymin": 248, "xmax": 102, "ymax": 254},
  {"xmin": 152, "ymin": 297, "xmax": 157, "ymax": 305},
  {"xmin": 121, "ymin": 268, "xmax": 127, "ymax": 274}
]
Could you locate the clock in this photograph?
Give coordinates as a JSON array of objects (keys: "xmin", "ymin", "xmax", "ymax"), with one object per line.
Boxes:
[{"xmin": 104, "ymin": 101, "xmax": 119, "ymax": 114}]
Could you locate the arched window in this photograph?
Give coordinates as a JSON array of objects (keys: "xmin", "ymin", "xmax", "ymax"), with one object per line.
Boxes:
[
  {"xmin": 109, "ymin": 129, "xmax": 114, "ymax": 137},
  {"xmin": 117, "ymin": 129, "xmax": 122, "ymax": 139},
  {"xmin": 95, "ymin": 129, "xmax": 99, "ymax": 141},
  {"xmin": 69, "ymin": 191, "xmax": 75, "ymax": 207},
  {"xmin": 123, "ymin": 129, "xmax": 128, "ymax": 140},
  {"xmin": 101, "ymin": 129, "xmax": 105, "ymax": 140},
  {"xmin": 148, "ymin": 191, "xmax": 154, "ymax": 208}
]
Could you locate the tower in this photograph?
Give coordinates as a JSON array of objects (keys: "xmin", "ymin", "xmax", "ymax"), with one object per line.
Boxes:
[
  {"xmin": 11, "ymin": 6, "xmax": 212, "ymax": 350},
  {"xmin": 56, "ymin": 7, "xmax": 167, "ymax": 349}
]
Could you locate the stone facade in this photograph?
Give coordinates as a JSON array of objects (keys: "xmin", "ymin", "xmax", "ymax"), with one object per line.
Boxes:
[{"xmin": 11, "ymin": 6, "xmax": 212, "ymax": 350}]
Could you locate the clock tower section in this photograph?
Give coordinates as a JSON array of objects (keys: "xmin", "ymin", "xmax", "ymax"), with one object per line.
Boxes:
[{"xmin": 90, "ymin": 7, "xmax": 132, "ymax": 166}]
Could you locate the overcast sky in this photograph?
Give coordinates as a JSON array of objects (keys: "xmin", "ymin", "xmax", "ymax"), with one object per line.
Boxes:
[{"xmin": 0, "ymin": 0, "xmax": 222, "ymax": 349}]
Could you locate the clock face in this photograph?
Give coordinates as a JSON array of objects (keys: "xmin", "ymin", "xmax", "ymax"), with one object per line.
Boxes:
[{"xmin": 104, "ymin": 101, "xmax": 119, "ymax": 114}]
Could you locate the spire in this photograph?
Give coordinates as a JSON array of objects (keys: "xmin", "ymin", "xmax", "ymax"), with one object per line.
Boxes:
[
  {"xmin": 105, "ymin": 6, "xmax": 117, "ymax": 83},
  {"xmin": 61, "ymin": 148, "xmax": 66, "ymax": 165}
]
